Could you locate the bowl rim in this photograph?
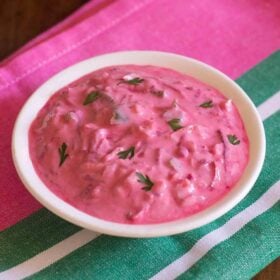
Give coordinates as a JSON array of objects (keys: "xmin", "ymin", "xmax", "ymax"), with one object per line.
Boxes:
[{"xmin": 12, "ymin": 50, "xmax": 266, "ymax": 237}]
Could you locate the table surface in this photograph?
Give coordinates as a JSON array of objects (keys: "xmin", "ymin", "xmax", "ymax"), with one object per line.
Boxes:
[{"xmin": 0, "ymin": 0, "xmax": 279, "ymax": 279}]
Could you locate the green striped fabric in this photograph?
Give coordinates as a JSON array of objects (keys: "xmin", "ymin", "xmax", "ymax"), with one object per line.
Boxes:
[{"xmin": 0, "ymin": 51, "xmax": 279, "ymax": 280}]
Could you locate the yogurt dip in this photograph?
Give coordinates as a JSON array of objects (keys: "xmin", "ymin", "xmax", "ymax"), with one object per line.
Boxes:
[{"xmin": 29, "ymin": 65, "xmax": 249, "ymax": 224}]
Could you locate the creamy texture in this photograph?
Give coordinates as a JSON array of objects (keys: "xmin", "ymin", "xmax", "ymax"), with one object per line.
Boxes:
[{"xmin": 29, "ymin": 65, "xmax": 249, "ymax": 224}]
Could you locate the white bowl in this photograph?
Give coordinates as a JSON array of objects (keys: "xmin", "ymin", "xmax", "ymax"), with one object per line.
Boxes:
[{"xmin": 12, "ymin": 51, "xmax": 265, "ymax": 237}]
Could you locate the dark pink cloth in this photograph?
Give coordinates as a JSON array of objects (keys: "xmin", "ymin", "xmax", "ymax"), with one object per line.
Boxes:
[{"xmin": 0, "ymin": 0, "xmax": 279, "ymax": 230}]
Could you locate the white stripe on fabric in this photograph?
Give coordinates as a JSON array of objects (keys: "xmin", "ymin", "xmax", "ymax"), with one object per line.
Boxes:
[
  {"xmin": 0, "ymin": 91, "xmax": 279, "ymax": 279},
  {"xmin": 0, "ymin": 230, "xmax": 100, "ymax": 280},
  {"xmin": 151, "ymin": 180, "xmax": 280, "ymax": 280},
  {"xmin": 257, "ymin": 90, "xmax": 280, "ymax": 120}
]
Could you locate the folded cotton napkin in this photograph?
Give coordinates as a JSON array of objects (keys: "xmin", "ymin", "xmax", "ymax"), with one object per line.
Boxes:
[{"xmin": 0, "ymin": 0, "xmax": 279, "ymax": 279}]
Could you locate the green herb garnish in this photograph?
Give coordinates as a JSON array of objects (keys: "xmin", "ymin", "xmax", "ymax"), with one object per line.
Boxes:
[
  {"xmin": 117, "ymin": 146, "xmax": 135, "ymax": 160},
  {"xmin": 168, "ymin": 118, "xmax": 183, "ymax": 131},
  {"xmin": 119, "ymin": 77, "xmax": 144, "ymax": 85},
  {"xmin": 227, "ymin": 134, "xmax": 240, "ymax": 145},
  {"xmin": 199, "ymin": 100, "xmax": 213, "ymax": 108},
  {"xmin": 83, "ymin": 91, "xmax": 101, "ymax": 105},
  {"xmin": 58, "ymin": 142, "xmax": 69, "ymax": 166},
  {"xmin": 136, "ymin": 172, "xmax": 154, "ymax": 191},
  {"xmin": 113, "ymin": 111, "xmax": 121, "ymax": 120},
  {"xmin": 151, "ymin": 90, "xmax": 164, "ymax": 97}
]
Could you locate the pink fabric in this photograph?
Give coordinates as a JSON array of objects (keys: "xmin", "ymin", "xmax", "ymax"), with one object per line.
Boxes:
[{"xmin": 0, "ymin": 0, "xmax": 279, "ymax": 231}]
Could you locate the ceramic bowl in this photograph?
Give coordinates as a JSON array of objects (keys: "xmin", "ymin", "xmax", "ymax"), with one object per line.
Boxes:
[{"xmin": 12, "ymin": 51, "xmax": 265, "ymax": 237}]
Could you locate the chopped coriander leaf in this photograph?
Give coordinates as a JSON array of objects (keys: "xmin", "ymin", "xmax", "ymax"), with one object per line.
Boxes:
[
  {"xmin": 117, "ymin": 146, "xmax": 135, "ymax": 160},
  {"xmin": 227, "ymin": 134, "xmax": 240, "ymax": 145},
  {"xmin": 111, "ymin": 111, "xmax": 128, "ymax": 124},
  {"xmin": 151, "ymin": 90, "xmax": 164, "ymax": 97},
  {"xmin": 168, "ymin": 118, "xmax": 183, "ymax": 131},
  {"xmin": 136, "ymin": 172, "xmax": 154, "ymax": 191},
  {"xmin": 199, "ymin": 100, "xmax": 213, "ymax": 108},
  {"xmin": 113, "ymin": 111, "xmax": 121, "ymax": 120},
  {"xmin": 118, "ymin": 77, "xmax": 144, "ymax": 85},
  {"xmin": 58, "ymin": 142, "xmax": 69, "ymax": 166},
  {"xmin": 83, "ymin": 91, "xmax": 101, "ymax": 105}
]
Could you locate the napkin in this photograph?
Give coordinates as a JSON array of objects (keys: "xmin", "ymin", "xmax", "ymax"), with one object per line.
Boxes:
[{"xmin": 0, "ymin": 0, "xmax": 279, "ymax": 279}]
